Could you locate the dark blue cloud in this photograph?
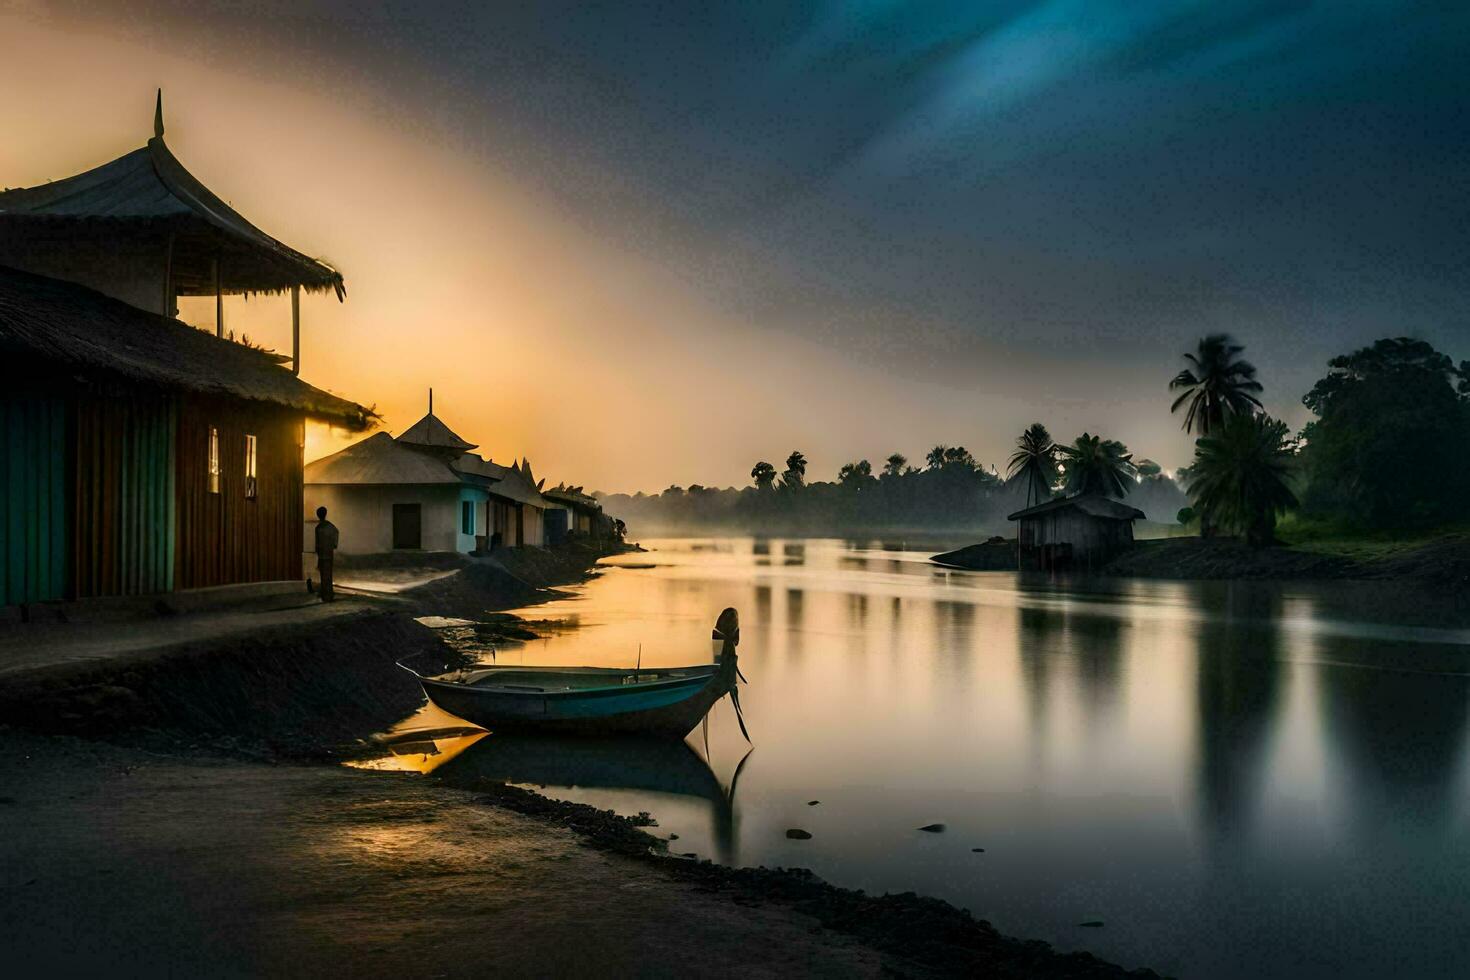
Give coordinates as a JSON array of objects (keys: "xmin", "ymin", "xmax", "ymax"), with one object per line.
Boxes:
[{"xmin": 70, "ymin": 0, "xmax": 1470, "ymax": 402}]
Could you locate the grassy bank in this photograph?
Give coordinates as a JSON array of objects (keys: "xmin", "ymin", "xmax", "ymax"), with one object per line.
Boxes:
[{"xmin": 1103, "ymin": 528, "xmax": 1470, "ymax": 584}]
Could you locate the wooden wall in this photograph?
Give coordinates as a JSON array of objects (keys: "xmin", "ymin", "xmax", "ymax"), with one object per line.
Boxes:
[
  {"xmin": 176, "ymin": 396, "xmax": 304, "ymax": 589},
  {"xmin": 73, "ymin": 389, "xmax": 176, "ymax": 597},
  {"xmin": 1019, "ymin": 510, "xmax": 1134, "ymax": 570}
]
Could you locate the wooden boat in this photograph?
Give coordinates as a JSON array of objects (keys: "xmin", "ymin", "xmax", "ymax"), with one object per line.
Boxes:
[{"xmin": 406, "ymin": 609, "xmax": 743, "ymax": 738}]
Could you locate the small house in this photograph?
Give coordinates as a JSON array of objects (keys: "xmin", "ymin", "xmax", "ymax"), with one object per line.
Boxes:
[
  {"xmin": 542, "ymin": 484, "xmax": 613, "ymax": 546},
  {"xmin": 1007, "ymin": 494, "xmax": 1146, "ymax": 571},
  {"xmin": 303, "ymin": 402, "xmax": 549, "ymax": 554}
]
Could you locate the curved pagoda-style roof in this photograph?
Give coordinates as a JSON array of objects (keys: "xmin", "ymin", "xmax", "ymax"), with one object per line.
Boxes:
[
  {"xmin": 396, "ymin": 412, "xmax": 478, "ymax": 453},
  {"xmin": 0, "ymin": 264, "xmax": 372, "ymax": 429},
  {"xmin": 1007, "ymin": 494, "xmax": 1147, "ymax": 523},
  {"xmin": 0, "ymin": 93, "xmax": 344, "ymax": 299}
]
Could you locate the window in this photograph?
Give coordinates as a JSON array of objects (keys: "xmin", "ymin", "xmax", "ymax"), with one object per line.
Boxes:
[
  {"xmin": 244, "ymin": 434, "xmax": 258, "ymax": 499},
  {"xmin": 461, "ymin": 500, "xmax": 474, "ymax": 535},
  {"xmin": 207, "ymin": 426, "xmax": 220, "ymax": 494}
]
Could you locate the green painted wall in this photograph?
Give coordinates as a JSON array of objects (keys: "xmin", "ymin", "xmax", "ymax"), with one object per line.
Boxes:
[{"xmin": 1, "ymin": 392, "xmax": 67, "ymax": 605}]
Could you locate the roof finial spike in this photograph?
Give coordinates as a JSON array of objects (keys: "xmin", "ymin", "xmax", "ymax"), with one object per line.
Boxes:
[
  {"xmin": 154, "ymin": 88, "xmax": 165, "ymax": 139},
  {"xmin": 429, "ymin": 387, "xmax": 433, "ymax": 415}
]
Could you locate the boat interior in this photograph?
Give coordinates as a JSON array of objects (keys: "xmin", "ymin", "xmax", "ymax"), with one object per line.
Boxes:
[{"xmin": 435, "ymin": 664, "xmax": 719, "ymax": 692}]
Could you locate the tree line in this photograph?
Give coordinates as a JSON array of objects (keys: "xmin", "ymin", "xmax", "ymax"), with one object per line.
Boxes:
[
  {"xmin": 600, "ymin": 333, "xmax": 1468, "ymax": 544},
  {"xmin": 601, "ymin": 438, "xmax": 1186, "ymax": 537}
]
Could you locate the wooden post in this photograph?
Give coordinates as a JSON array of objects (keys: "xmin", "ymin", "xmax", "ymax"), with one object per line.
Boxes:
[
  {"xmin": 291, "ymin": 285, "xmax": 301, "ymax": 375},
  {"xmin": 161, "ymin": 232, "xmax": 174, "ymax": 317},
  {"xmin": 213, "ymin": 258, "xmax": 223, "ymax": 338}
]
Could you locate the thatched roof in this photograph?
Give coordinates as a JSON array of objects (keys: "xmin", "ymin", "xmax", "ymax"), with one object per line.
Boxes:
[
  {"xmin": 305, "ymin": 433, "xmax": 463, "ymax": 485},
  {"xmin": 0, "ymin": 264, "xmax": 373, "ymax": 429},
  {"xmin": 397, "ymin": 412, "xmax": 477, "ymax": 453},
  {"xmin": 0, "ymin": 94, "xmax": 343, "ymax": 299},
  {"xmin": 1007, "ymin": 494, "xmax": 1147, "ymax": 522}
]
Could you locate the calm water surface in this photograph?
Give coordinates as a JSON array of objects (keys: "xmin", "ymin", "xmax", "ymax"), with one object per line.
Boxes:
[{"xmin": 371, "ymin": 537, "xmax": 1470, "ymax": 978}]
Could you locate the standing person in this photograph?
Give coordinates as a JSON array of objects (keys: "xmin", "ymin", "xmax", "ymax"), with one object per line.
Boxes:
[{"xmin": 314, "ymin": 506, "xmax": 339, "ymax": 602}]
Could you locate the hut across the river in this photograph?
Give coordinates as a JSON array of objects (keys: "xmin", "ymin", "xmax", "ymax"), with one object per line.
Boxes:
[{"xmin": 1007, "ymin": 494, "xmax": 1146, "ymax": 571}]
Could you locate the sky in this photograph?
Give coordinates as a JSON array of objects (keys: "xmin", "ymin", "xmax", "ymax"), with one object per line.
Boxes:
[{"xmin": 2, "ymin": 1, "xmax": 1467, "ymax": 492}]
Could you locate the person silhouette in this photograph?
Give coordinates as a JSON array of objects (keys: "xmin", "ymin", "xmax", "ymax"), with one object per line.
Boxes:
[{"xmin": 314, "ymin": 506, "xmax": 339, "ymax": 602}]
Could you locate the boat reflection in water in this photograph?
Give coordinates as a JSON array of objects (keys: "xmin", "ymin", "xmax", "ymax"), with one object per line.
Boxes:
[{"xmin": 435, "ymin": 733, "xmax": 746, "ymax": 864}]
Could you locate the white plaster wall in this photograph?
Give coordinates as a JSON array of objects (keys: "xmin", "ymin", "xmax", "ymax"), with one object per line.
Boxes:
[{"xmin": 303, "ymin": 484, "xmax": 466, "ymax": 555}]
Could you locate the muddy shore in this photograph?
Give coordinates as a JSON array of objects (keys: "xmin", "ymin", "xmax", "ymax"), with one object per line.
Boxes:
[{"xmin": 0, "ymin": 547, "xmax": 1156, "ymax": 977}]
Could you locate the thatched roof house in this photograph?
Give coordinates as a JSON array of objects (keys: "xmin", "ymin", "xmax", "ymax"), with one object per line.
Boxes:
[
  {"xmin": 0, "ymin": 95, "xmax": 371, "ymax": 607},
  {"xmin": 1007, "ymin": 494, "xmax": 1146, "ymax": 571}
]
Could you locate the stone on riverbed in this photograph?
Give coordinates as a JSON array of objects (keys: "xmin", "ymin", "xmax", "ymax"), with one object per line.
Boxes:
[{"xmin": 786, "ymin": 829, "xmax": 813, "ymax": 840}]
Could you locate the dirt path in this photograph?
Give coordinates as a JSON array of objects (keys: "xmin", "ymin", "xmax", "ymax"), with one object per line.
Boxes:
[{"xmin": 0, "ymin": 733, "xmax": 895, "ymax": 978}]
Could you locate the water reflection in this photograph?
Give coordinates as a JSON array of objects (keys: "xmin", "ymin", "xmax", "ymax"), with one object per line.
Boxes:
[
  {"xmin": 437, "ymin": 734, "xmax": 742, "ymax": 863},
  {"xmin": 1320, "ymin": 651, "xmax": 1470, "ymax": 834},
  {"xmin": 362, "ymin": 538, "xmax": 1470, "ymax": 979},
  {"xmin": 1193, "ymin": 585, "xmax": 1285, "ymax": 843}
]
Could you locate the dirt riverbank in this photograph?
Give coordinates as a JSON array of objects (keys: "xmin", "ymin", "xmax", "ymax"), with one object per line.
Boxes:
[{"xmin": 0, "ymin": 546, "xmax": 1157, "ymax": 977}]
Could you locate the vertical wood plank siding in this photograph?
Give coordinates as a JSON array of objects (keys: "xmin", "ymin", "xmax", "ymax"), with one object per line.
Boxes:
[
  {"xmin": 73, "ymin": 390, "xmax": 176, "ymax": 597},
  {"xmin": 175, "ymin": 396, "xmax": 303, "ymax": 589},
  {"xmin": 0, "ymin": 389, "xmax": 68, "ymax": 604}
]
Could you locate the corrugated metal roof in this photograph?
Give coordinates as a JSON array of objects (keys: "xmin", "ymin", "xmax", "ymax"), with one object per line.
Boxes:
[
  {"xmin": 397, "ymin": 412, "xmax": 477, "ymax": 452},
  {"xmin": 303, "ymin": 436, "xmax": 548, "ymax": 509},
  {"xmin": 1007, "ymin": 494, "xmax": 1147, "ymax": 522},
  {"xmin": 0, "ymin": 264, "xmax": 373, "ymax": 428},
  {"xmin": 543, "ymin": 486, "xmax": 601, "ymax": 512},
  {"xmin": 453, "ymin": 453, "xmax": 510, "ymax": 481}
]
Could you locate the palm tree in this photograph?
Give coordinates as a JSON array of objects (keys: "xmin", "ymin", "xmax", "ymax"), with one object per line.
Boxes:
[
  {"xmin": 750, "ymin": 461, "xmax": 776, "ymax": 490},
  {"xmin": 925, "ymin": 445, "xmax": 949, "ymax": 470},
  {"xmin": 882, "ymin": 453, "xmax": 907, "ymax": 478},
  {"xmin": 1058, "ymin": 433, "xmax": 1137, "ymax": 498},
  {"xmin": 1185, "ymin": 414, "xmax": 1298, "ymax": 546},
  {"xmin": 1006, "ymin": 423, "xmax": 1058, "ymax": 507},
  {"xmin": 782, "ymin": 450, "xmax": 807, "ymax": 489},
  {"xmin": 1169, "ymin": 334, "xmax": 1264, "ymax": 435}
]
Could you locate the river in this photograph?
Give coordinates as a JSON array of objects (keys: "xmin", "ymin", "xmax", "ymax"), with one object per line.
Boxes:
[{"xmin": 369, "ymin": 536, "xmax": 1470, "ymax": 978}]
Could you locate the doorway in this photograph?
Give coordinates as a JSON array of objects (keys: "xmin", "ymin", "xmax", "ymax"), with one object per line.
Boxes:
[{"xmin": 392, "ymin": 503, "xmax": 422, "ymax": 550}]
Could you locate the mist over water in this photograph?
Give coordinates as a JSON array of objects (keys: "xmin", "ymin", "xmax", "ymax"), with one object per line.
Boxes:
[{"xmin": 379, "ymin": 538, "xmax": 1470, "ymax": 978}]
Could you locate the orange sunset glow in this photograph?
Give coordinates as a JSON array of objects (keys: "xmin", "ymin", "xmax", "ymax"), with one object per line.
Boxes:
[{"xmin": 2, "ymin": 7, "xmax": 1011, "ymax": 492}]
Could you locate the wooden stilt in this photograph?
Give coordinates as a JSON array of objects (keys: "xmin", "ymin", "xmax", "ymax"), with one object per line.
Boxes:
[{"xmin": 213, "ymin": 258, "xmax": 223, "ymax": 338}]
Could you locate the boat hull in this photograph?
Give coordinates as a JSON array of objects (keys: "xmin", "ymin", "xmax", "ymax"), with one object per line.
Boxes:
[{"xmin": 419, "ymin": 659, "xmax": 736, "ymax": 738}]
